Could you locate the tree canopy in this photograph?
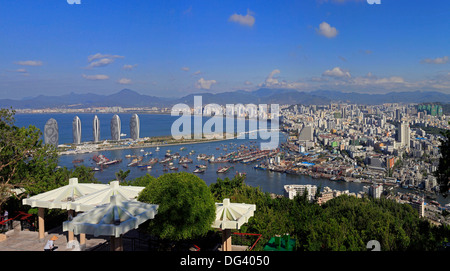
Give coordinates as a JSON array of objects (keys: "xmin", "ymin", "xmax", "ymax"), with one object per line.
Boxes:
[
  {"xmin": 137, "ymin": 172, "xmax": 216, "ymax": 242},
  {"xmin": 209, "ymin": 176, "xmax": 450, "ymax": 251},
  {"xmin": 434, "ymin": 122, "xmax": 450, "ymax": 197}
]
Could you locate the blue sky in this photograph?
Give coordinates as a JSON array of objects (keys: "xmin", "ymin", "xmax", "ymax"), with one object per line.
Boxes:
[{"xmin": 0, "ymin": 0, "xmax": 449, "ymax": 99}]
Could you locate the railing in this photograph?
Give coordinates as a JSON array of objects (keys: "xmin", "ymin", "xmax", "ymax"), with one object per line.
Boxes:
[{"xmin": 232, "ymin": 232, "xmax": 262, "ymax": 251}]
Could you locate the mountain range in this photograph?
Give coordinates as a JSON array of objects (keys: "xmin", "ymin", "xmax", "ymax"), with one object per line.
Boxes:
[{"xmin": 1, "ymin": 88, "xmax": 449, "ymax": 109}]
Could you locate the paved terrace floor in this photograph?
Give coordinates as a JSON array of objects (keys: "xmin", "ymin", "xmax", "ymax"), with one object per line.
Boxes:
[
  {"xmin": 0, "ymin": 228, "xmax": 248, "ymax": 251},
  {"xmin": 0, "ymin": 228, "xmax": 110, "ymax": 251}
]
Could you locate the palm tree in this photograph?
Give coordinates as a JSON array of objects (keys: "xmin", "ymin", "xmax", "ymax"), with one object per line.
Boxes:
[{"xmin": 115, "ymin": 169, "xmax": 130, "ymax": 183}]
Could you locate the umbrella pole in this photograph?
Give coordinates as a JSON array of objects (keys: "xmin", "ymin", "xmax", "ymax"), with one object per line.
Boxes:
[
  {"xmin": 67, "ymin": 210, "xmax": 74, "ymax": 246},
  {"xmin": 222, "ymin": 229, "xmax": 232, "ymax": 251},
  {"xmin": 38, "ymin": 208, "xmax": 45, "ymax": 242},
  {"xmin": 110, "ymin": 236, "xmax": 123, "ymax": 251}
]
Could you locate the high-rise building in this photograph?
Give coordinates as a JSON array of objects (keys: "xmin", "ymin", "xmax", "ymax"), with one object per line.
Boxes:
[
  {"xmin": 397, "ymin": 121, "xmax": 410, "ymax": 150},
  {"xmin": 93, "ymin": 115, "xmax": 100, "ymax": 142},
  {"xmin": 130, "ymin": 113, "xmax": 140, "ymax": 140},
  {"xmin": 284, "ymin": 184, "xmax": 317, "ymax": 202},
  {"xmin": 298, "ymin": 125, "xmax": 314, "ymax": 142},
  {"xmin": 111, "ymin": 114, "xmax": 121, "ymax": 141},
  {"xmin": 44, "ymin": 118, "xmax": 59, "ymax": 147},
  {"xmin": 72, "ymin": 116, "xmax": 81, "ymax": 144}
]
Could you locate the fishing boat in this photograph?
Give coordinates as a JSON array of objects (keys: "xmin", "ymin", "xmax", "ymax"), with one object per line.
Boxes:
[
  {"xmin": 168, "ymin": 166, "xmax": 178, "ymax": 171},
  {"xmin": 102, "ymin": 159, "xmax": 122, "ymax": 166},
  {"xmin": 160, "ymin": 157, "xmax": 173, "ymax": 164},
  {"xmin": 155, "ymin": 147, "xmax": 160, "ymax": 151},
  {"xmin": 217, "ymin": 166, "xmax": 232, "ymax": 174},
  {"xmin": 197, "ymin": 154, "xmax": 209, "ymax": 160},
  {"xmin": 254, "ymin": 164, "xmax": 267, "ymax": 170},
  {"xmin": 127, "ymin": 161, "xmax": 138, "ymax": 167},
  {"xmin": 196, "ymin": 164, "xmax": 207, "ymax": 169},
  {"xmin": 193, "ymin": 168, "xmax": 206, "ymax": 173},
  {"xmin": 209, "ymin": 155, "xmax": 228, "ymax": 163},
  {"xmin": 148, "ymin": 158, "xmax": 159, "ymax": 165},
  {"xmin": 179, "ymin": 157, "xmax": 193, "ymax": 164},
  {"xmin": 182, "ymin": 164, "xmax": 189, "ymax": 169}
]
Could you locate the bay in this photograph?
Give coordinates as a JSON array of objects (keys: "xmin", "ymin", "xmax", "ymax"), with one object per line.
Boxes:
[{"xmin": 13, "ymin": 113, "xmax": 449, "ymax": 205}]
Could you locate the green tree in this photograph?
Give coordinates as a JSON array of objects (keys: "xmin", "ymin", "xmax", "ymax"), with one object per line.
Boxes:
[
  {"xmin": 138, "ymin": 172, "xmax": 216, "ymax": 243},
  {"xmin": 115, "ymin": 169, "xmax": 130, "ymax": 182},
  {"xmin": 434, "ymin": 122, "xmax": 450, "ymax": 197},
  {"xmin": 0, "ymin": 108, "xmax": 59, "ymax": 210}
]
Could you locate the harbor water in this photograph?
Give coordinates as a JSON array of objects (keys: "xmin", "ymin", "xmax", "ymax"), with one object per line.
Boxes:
[{"xmin": 14, "ymin": 113, "xmax": 450, "ymax": 204}]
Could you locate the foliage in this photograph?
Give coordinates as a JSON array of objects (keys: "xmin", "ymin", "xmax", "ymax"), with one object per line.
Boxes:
[
  {"xmin": 209, "ymin": 175, "xmax": 450, "ymax": 251},
  {"xmin": 122, "ymin": 173, "xmax": 155, "ymax": 187},
  {"xmin": 137, "ymin": 172, "xmax": 216, "ymax": 242},
  {"xmin": 434, "ymin": 121, "xmax": 450, "ymax": 197},
  {"xmin": 115, "ymin": 169, "xmax": 130, "ymax": 182}
]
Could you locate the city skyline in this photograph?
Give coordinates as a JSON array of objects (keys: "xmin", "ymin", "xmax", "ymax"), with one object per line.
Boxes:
[{"xmin": 0, "ymin": 0, "xmax": 449, "ymax": 100}]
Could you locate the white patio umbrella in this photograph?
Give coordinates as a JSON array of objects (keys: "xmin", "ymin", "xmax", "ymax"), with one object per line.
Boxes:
[
  {"xmin": 22, "ymin": 178, "xmax": 108, "ymax": 242},
  {"xmin": 212, "ymin": 198, "xmax": 256, "ymax": 251},
  {"xmin": 22, "ymin": 178, "xmax": 108, "ymax": 210},
  {"xmin": 62, "ymin": 195, "xmax": 158, "ymax": 251},
  {"xmin": 66, "ymin": 181, "xmax": 145, "ymax": 212}
]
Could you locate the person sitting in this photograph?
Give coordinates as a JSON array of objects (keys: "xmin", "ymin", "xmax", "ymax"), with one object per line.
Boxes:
[{"xmin": 44, "ymin": 236, "xmax": 59, "ymax": 251}]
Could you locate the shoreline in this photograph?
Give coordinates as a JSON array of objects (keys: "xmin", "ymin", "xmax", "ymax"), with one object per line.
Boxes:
[{"xmin": 58, "ymin": 130, "xmax": 283, "ymax": 155}]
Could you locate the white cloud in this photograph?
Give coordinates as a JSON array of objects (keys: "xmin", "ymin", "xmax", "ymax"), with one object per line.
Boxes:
[
  {"xmin": 228, "ymin": 9, "xmax": 255, "ymax": 27},
  {"xmin": 117, "ymin": 78, "xmax": 132, "ymax": 85},
  {"xmin": 318, "ymin": 0, "xmax": 365, "ymax": 3},
  {"xmin": 85, "ymin": 53, "xmax": 124, "ymax": 69},
  {"xmin": 263, "ymin": 69, "xmax": 281, "ymax": 86},
  {"xmin": 88, "ymin": 53, "xmax": 124, "ymax": 62},
  {"xmin": 15, "ymin": 60, "xmax": 43, "ymax": 66},
  {"xmin": 258, "ymin": 69, "xmax": 308, "ymax": 89},
  {"xmin": 195, "ymin": 78, "xmax": 217, "ymax": 90},
  {"xmin": 87, "ymin": 58, "xmax": 116, "ymax": 68},
  {"xmin": 192, "ymin": 70, "xmax": 202, "ymax": 76},
  {"xmin": 421, "ymin": 56, "xmax": 448, "ymax": 64},
  {"xmin": 123, "ymin": 64, "xmax": 138, "ymax": 70},
  {"xmin": 82, "ymin": 74, "xmax": 109, "ymax": 80},
  {"xmin": 322, "ymin": 67, "xmax": 351, "ymax": 78},
  {"xmin": 181, "ymin": 67, "xmax": 190, "ymax": 71},
  {"xmin": 244, "ymin": 81, "xmax": 253, "ymax": 85},
  {"xmin": 316, "ymin": 22, "xmax": 338, "ymax": 38}
]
